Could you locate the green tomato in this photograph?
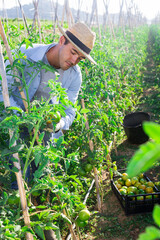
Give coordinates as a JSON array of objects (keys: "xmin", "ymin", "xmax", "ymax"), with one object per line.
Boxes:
[
  {"xmin": 84, "ymin": 163, "xmax": 93, "ymax": 173},
  {"xmin": 49, "ymin": 112, "xmax": 61, "ymax": 123},
  {"xmin": 78, "ymin": 209, "xmax": 90, "ymax": 221},
  {"xmin": 76, "ymin": 217, "xmax": 88, "ymax": 227}
]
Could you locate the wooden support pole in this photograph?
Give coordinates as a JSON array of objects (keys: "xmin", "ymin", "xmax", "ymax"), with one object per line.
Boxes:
[
  {"xmin": 0, "ymin": 19, "xmax": 28, "ymax": 111},
  {"xmin": 81, "ymin": 98, "xmax": 102, "ymax": 212},
  {"xmin": 0, "ymin": 43, "xmax": 33, "ymax": 240},
  {"xmin": 17, "ymin": 0, "xmax": 30, "ymax": 36}
]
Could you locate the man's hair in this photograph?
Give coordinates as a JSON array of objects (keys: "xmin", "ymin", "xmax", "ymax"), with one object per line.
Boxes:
[{"xmin": 64, "ymin": 36, "xmax": 69, "ymax": 45}]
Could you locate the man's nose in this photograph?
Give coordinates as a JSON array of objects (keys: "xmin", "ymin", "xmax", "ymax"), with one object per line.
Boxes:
[{"xmin": 71, "ymin": 55, "xmax": 79, "ymax": 64}]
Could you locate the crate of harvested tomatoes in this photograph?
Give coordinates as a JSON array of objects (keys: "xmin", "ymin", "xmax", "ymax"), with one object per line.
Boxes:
[{"xmin": 111, "ymin": 170, "xmax": 160, "ymax": 215}]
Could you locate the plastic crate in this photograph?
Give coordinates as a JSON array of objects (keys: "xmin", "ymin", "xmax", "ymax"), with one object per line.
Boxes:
[{"xmin": 111, "ymin": 173, "xmax": 160, "ymax": 215}]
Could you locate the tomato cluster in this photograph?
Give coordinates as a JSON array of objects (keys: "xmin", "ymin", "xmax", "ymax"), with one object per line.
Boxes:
[
  {"xmin": 76, "ymin": 209, "xmax": 90, "ymax": 227},
  {"xmin": 45, "ymin": 111, "xmax": 61, "ymax": 124}
]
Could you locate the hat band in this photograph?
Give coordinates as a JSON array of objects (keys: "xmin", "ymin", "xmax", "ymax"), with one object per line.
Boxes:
[{"xmin": 66, "ymin": 31, "xmax": 91, "ymax": 54}]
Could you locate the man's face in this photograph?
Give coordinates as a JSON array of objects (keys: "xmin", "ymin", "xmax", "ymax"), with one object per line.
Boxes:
[{"xmin": 58, "ymin": 36, "xmax": 86, "ymax": 70}]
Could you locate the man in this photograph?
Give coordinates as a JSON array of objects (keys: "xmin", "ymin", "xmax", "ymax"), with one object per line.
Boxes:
[
  {"xmin": 1, "ymin": 21, "xmax": 96, "ymax": 179},
  {"xmin": 1, "ymin": 22, "xmax": 96, "ymax": 239},
  {"xmin": 1, "ymin": 22, "xmax": 96, "ymax": 141}
]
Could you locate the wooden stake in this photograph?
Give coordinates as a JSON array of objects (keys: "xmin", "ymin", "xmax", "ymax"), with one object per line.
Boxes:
[
  {"xmin": 81, "ymin": 98, "xmax": 102, "ymax": 212},
  {"xmin": 17, "ymin": 0, "xmax": 30, "ymax": 36},
  {"xmin": 32, "ymin": 0, "xmax": 42, "ymax": 43},
  {"xmin": 0, "ymin": 43, "xmax": 33, "ymax": 240},
  {"xmin": 0, "ymin": 18, "xmax": 28, "ymax": 111}
]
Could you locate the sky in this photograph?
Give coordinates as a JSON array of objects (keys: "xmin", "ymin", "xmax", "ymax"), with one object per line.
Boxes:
[{"xmin": 1, "ymin": 0, "xmax": 160, "ymax": 20}]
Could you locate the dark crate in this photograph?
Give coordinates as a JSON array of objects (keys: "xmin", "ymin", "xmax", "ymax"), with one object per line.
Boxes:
[{"xmin": 111, "ymin": 174, "xmax": 160, "ymax": 215}]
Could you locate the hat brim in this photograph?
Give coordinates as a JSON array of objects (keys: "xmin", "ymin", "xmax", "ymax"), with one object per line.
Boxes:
[{"xmin": 57, "ymin": 23, "xmax": 97, "ymax": 65}]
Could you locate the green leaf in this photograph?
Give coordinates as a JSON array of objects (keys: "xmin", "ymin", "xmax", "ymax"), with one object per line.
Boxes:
[
  {"xmin": 10, "ymin": 144, "xmax": 24, "ymax": 153},
  {"xmin": 34, "ymin": 151, "xmax": 42, "ymax": 166},
  {"xmin": 127, "ymin": 141, "xmax": 160, "ymax": 178},
  {"xmin": 153, "ymin": 205, "xmax": 160, "ymax": 227},
  {"xmin": 34, "ymin": 225, "xmax": 45, "ymax": 240},
  {"xmin": 102, "ymin": 113, "xmax": 109, "ymax": 125},
  {"xmin": 138, "ymin": 226, "xmax": 160, "ymax": 240},
  {"xmin": 7, "ymin": 106, "xmax": 23, "ymax": 114},
  {"xmin": 80, "ymin": 109, "xmax": 90, "ymax": 114},
  {"xmin": 0, "ymin": 191, "xmax": 8, "ymax": 205},
  {"xmin": 9, "ymin": 130, "xmax": 19, "ymax": 147},
  {"xmin": 143, "ymin": 122, "xmax": 160, "ymax": 143},
  {"xmin": 45, "ymin": 222, "xmax": 59, "ymax": 230},
  {"xmin": 38, "ymin": 132, "xmax": 45, "ymax": 142},
  {"xmin": 12, "ymin": 166, "xmax": 19, "ymax": 173}
]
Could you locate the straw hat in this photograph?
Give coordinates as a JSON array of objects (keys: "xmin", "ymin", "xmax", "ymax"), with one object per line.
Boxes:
[{"xmin": 58, "ymin": 22, "xmax": 96, "ymax": 65}]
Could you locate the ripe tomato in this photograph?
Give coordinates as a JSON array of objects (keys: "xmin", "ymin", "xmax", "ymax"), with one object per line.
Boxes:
[
  {"xmin": 76, "ymin": 217, "xmax": 88, "ymax": 227},
  {"xmin": 78, "ymin": 209, "xmax": 90, "ymax": 221}
]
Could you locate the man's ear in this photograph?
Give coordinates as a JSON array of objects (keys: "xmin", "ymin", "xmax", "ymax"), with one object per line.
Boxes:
[{"xmin": 59, "ymin": 35, "xmax": 65, "ymax": 45}]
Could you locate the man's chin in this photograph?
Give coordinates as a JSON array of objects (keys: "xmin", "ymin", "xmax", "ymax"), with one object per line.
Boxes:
[{"xmin": 61, "ymin": 65, "xmax": 71, "ymax": 70}]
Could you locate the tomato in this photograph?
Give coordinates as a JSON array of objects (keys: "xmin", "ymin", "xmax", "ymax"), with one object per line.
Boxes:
[
  {"xmin": 119, "ymin": 188, "xmax": 127, "ymax": 195},
  {"xmin": 134, "ymin": 182, "xmax": 141, "ymax": 189},
  {"xmin": 145, "ymin": 187, "xmax": 153, "ymax": 193},
  {"xmin": 131, "ymin": 177, "xmax": 138, "ymax": 185},
  {"xmin": 78, "ymin": 209, "xmax": 90, "ymax": 221},
  {"xmin": 84, "ymin": 163, "xmax": 93, "ymax": 173},
  {"xmin": 45, "ymin": 112, "xmax": 61, "ymax": 124},
  {"xmin": 137, "ymin": 196, "xmax": 144, "ymax": 201},
  {"xmin": 49, "ymin": 112, "xmax": 61, "ymax": 123},
  {"xmin": 128, "ymin": 186, "xmax": 137, "ymax": 194},
  {"xmin": 122, "ymin": 173, "xmax": 128, "ymax": 181},
  {"xmin": 139, "ymin": 184, "xmax": 146, "ymax": 191},
  {"xmin": 146, "ymin": 181, "xmax": 154, "ymax": 188},
  {"xmin": 140, "ymin": 178, "xmax": 146, "ymax": 184},
  {"xmin": 138, "ymin": 173, "xmax": 144, "ymax": 179},
  {"xmin": 76, "ymin": 217, "xmax": 88, "ymax": 227},
  {"xmin": 125, "ymin": 179, "xmax": 132, "ymax": 187},
  {"xmin": 116, "ymin": 183, "xmax": 122, "ymax": 189},
  {"xmin": 138, "ymin": 189, "xmax": 145, "ymax": 194},
  {"xmin": 118, "ymin": 178, "xmax": 124, "ymax": 186}
]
